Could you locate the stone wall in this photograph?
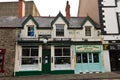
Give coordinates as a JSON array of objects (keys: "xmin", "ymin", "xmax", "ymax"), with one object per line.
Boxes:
[
  {"xmin": 0, "ymin": 1, "xmax": 40, "ymax": 16},
  {"xmin": 0, "ymin": 29, "xmax": 16, "ymax": 77}
]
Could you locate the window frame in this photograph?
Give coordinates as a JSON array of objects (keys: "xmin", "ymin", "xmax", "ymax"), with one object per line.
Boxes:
[
  {"xmin": 27, "ymin": 25, "xmax": 35, "ymax": 37},
  {"xmin": 21, "ymin": 47, "xmax": 39, "ymax": 65},
  {"xmin": 85, "ymin": 26, "xmax": 91, "ymax": 36},
  {"xmin": 76, "ymin": 53, "xmax": 99, "ymax": 63},
  {"xmin": 55, "ymin": 24, "xmax": 65, "ymax": 36},
  {"xmin": 54, "ymin": 46, "xmax": 71, "ymax": 65}
]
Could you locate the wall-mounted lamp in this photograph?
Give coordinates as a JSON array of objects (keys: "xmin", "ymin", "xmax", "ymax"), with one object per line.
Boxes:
[{"xmin": 43, "ymin": 38, "xmax": 48, "ymax": 44}]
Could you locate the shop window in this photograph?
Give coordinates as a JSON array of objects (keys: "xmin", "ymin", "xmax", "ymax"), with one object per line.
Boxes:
[
  {"xmin": 56, "ymin": 24, "xmax": 64, "ymax": 36},
  {"xmin": 55, "ymin": 46, "xmax": 71, "ymax": 64},
  {"xmin": 83, "ymin": 54, "xmax": 88, "ymax": 63},
  {"xmin": 22, "ymin": 47, "xmax": 38, "ymax": 65},
  {"xmin": 76, "ymin": 53, "xmax": 99, "ymax": 63},
  {"xmin": 0, "ymin": 49, "xmax": 5, "ymax": 73},
  {"xmin": 93, "ymin": 53, "xmax": 99, "ymax": 63},
  {"xmin": 85, "ymin": 26, "xmax": 91, "ymax": 36},
  {"xmin": 28, "ymin": 26, "xmax": 34, "ymax": 36},
  {"xmin": 76, "ymin": 54, "xmax": 81, "ymax": 63}
]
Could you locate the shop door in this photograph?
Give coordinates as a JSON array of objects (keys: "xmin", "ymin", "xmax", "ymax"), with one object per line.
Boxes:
[
  {"xmin": 110, "ymin": 50, "xmax": 120, "ymax": 71},
  {"xmin": 42, "ymin": 49, "xmax": 51, "ymax": 74}
]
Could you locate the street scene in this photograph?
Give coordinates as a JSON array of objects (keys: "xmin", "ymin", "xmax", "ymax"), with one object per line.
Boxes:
[{"xmin": 0, "ymin": 0, "xmax": 120, "ymax": 80}]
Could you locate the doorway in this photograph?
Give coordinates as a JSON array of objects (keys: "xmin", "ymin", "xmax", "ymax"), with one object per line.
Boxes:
[
  {"xmin": 42, "ymin": 47, "xmax": 51, "ymax": 74},
  {"xmin": 109, "ymin": 50, "xmax": 120, "ymax": 71}
]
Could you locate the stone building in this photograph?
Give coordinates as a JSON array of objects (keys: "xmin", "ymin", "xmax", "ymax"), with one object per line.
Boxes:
[
  {"xmin": 0, "ymin": 0, "xmax": 39, "ymax": 76},
  {"xmin": 0, "ymin": 1, "xmax": 105, "ymax": 76},
  {"xmin": 0, "ymin": 0, "xmax": 40, "ymax": 16}
]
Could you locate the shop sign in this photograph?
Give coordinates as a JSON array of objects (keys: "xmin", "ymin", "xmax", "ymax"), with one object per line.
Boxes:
[
  {"xmin": 103, "ymin": 44, "xmax": 109, "ymax": 50},
  {"xmin": 76, "ymin": 45, "xmax": 101, "ymax": 52},
  {"xmin": 109, "ymin": 44, "xmax": 120, "ymax": 50}
]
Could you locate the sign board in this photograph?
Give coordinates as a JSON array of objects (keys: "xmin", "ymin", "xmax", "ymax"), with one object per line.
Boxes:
[
  {"xmin": 76, "ymin": 45, "xmax": 101, "ymax": 52},
  {"xmin": 109, "ymin": 44, "xmax": 120, "ymax": 50}
]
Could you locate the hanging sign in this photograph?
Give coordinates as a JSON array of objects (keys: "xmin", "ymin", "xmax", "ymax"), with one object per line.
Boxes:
[{"xmin": 76, "ymin": 45, "xmax": 101, "ymax": 52}]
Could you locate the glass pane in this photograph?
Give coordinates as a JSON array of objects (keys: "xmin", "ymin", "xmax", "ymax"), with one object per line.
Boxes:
[
  {"xmin": 28, "ymin": 27, "xmax": 34, "ymax": 36},
  {"xmin": 55, "ymin": 48, "xmax": 62, "ymax": 56},
  {"xmin": 83, "ymin": 53, "xmax": 88, "ymax": 63},
  {"xmin": 31, "ymin": 48, "xmax": 38, "ymax": 56},
  {"xmin": 22, "ymin": 49, "xmax": 30, "ymax": 56},
  {"xmin": 93, "ymin": 53, "xmax": 99, "ymax": 63},
  {"xmin": 76, "ymin": 53, "xmax": 81, "ymax": 63},
  {"xmin": 63, "ymin": 48, "xmax": 70, "ymax": 56},
  {"xmin": 22, "ymin": 58, "xmax": 38, "ymax": 65},
  {"xmin": 89, "ymin": 53, "xmax": 92, "ymax": 63},
  {"xmin": 55, "ymin": 57, "xmax": 70, "ymax": 64}
]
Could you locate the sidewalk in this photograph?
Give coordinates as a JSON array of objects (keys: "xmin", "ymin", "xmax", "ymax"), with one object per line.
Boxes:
[{"xmin": 0, "ymin": 72, "xmax": 120, "ymax": 80}]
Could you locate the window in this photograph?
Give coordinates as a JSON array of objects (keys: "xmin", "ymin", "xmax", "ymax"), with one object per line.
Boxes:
[
  {"xmin": 28, "ymin": 26, "xmax": 34, "ymax": 36},
  {"xmin": 22, "ymin": 47, "xmax": 38, "ymax": 65},
  {"xmin": 76, "ymin": 53, "xmax": 99, "ymax": 63},
  {"xmin": 0, "ymin": 49, "xmax": 5, "ymax": 73},
  {"xmin": 55, "ymin": 46, "xmax": 71, "ymax": 64},
  {"xmin": 85, "ymin": 26, "xmax": 91, "ymax": 36},
  {"xmin": 56, "ymin": 24, "xmax": 64, "ymax": 36}
]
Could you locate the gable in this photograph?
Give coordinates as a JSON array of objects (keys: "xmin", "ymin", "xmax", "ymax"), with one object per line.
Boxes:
[
  {"xmin": 22, "ymin": 15, "xmax": 39, "ymax": 28},
  {"xmin": 81, "ymin": 16, "xmax": 100, "ymax": 29},
  {"xmin": 51, "ymin": 12, "xmax": 69, "ymax": 27}
]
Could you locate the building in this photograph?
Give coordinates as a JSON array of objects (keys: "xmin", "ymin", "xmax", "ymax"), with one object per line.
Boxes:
[
  {"xmin": 0, "ymin": 0, "xmax": 40, "ymax": 16},
  {"xmin": 0, "ymin": 1, "xmax": 105, "ymax": 76},
  {"xmin": 99, "ymin": 0, "xmax": 120, "ymax": 72},
  {"xmin": 78, "ymin": 0, "xmax": 100, "ymax": 24}
]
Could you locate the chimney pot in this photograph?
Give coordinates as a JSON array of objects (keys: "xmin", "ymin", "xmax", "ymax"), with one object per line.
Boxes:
[
  {"xmin": 18, "ymin": 0, "xmax": 25, "ymax": 18},
  {"xmin": 65, "ymin": 1, "xmax": 70, "ymax": 18}
]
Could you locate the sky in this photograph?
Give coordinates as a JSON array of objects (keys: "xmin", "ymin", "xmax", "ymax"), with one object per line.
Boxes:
[{"xmin": 0, "ymin": 0, "xmax": 79, "ymax": 17}]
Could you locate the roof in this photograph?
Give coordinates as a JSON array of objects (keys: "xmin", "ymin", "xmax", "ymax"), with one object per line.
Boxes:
[{"xmin": 0, "ymin": 15, "xmax": 100, "ymax": 29}]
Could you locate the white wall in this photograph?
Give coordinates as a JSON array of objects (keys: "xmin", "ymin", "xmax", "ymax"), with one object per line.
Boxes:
[
  {"xmin": 103, "ymin": 50, "xmax": 111, "ymax": 72},
  {"xmin": 102, "ymin": 0, "xmax": 116, "ymax": 6}
]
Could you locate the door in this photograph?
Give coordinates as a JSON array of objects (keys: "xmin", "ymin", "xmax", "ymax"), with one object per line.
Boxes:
[{"xmin": 42, "ymin": 48, "xmax": 51, "ymax": 74}]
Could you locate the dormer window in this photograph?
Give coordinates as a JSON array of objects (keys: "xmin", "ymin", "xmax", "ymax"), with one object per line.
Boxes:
[
  {"xmin": 28, "ymin": 26, "xmax": 34, "ymax": 36},
  {"xmin": 85, "ymin": 26, "xmax": 91, "ymax": 36},
  {"xmin": 56, "ymin": 24, "xmax": 64, "ymax": 36}
]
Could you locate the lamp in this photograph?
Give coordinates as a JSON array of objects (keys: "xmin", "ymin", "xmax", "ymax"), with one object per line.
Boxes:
[
  {"xmin": 43, "ymin": 35, "xmax": 48, "ymax": 44},
  {"xmin": 43, "ymin": 38, "xmax": 48, "ymax": 44}
]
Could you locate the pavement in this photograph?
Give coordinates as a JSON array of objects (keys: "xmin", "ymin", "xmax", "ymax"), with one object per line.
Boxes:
[{"xmin": 0, "ymin": 72, "xmax": 120, "ymax": 80}]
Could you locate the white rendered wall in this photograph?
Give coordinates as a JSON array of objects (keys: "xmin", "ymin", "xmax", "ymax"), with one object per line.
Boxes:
[
  {"xmin": 102, "ymin": 8, "xmax": 119, "ymax": 34},
  {"xmin": 102, "ymin": 0, "xmax": 115, "ymax": 6},
  {"xmin": 103, "ymin": 50, "xmax": 111, "ymax": 72}
]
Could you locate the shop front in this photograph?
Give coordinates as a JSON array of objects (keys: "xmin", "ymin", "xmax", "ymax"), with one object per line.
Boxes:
[
  {"xmin": 109, "ymin": 44, "xmax": 120, "ymax": 71},
  {"xmin": 75, "ymin": 45, "xmax": 105, "ymax": 74},
  {"xmin": 15, "ymin": 41, "xmax": 74, "ymax": 76}
]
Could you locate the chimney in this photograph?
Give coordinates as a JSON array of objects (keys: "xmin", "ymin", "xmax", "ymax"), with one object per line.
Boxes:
[
  {"xmin": 65, "ymin": 1, "xmax": 70, "ymax": 18},
  {"xmin": 18, "ymin": 0, "xmax": 25, "ymax": 18}
]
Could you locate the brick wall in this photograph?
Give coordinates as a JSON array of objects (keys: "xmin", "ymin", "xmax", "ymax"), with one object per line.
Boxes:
[{"xmin": 0, "ymin": 29, "xmax": 16, "ymax": 77}]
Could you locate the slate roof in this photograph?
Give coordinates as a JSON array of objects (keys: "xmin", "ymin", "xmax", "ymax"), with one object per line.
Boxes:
[{"xmin": 0, "ymin": 16, "xmax": 100, "ymax": 29}]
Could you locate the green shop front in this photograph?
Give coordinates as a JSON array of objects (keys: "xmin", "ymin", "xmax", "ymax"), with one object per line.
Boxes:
[
  {"xmin": 75, "ymin": 45, "xmax": 105, "ymax": 74},
  {"xmin": 14, "ymin": 41, "xmax": 74, "ymax": 76}
]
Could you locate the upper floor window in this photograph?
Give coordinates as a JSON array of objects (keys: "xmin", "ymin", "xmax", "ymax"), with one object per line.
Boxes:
[
  {"xmin": 28, "ymin": 26, "xmax": 34, "ymax": 36},
  {"xmin": 85, "ymin": 26, "xmax": 91, "ymax": 36},
  {"xmin": 56, "ymin": 24, "xmax": 64, "ymax": 36}
]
